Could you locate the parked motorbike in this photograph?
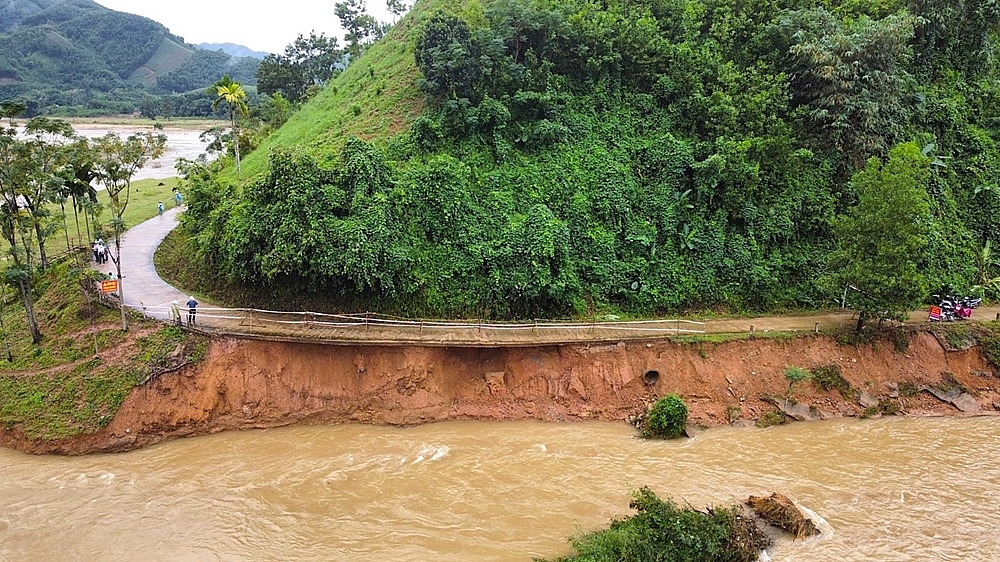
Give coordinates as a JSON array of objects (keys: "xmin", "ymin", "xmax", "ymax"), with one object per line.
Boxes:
[{"xmin": 929, "ymin": 294, "xmax": 978, "ymax": 322}]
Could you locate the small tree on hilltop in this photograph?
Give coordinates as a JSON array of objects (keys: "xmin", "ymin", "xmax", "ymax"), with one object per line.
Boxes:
[
  {"xmin": 826, "ymin": 142, "xmax": 931, "ymax": 331},
  {"xmin": 211, "ymin": 75, "xmax": 248, "ymax": 177}
]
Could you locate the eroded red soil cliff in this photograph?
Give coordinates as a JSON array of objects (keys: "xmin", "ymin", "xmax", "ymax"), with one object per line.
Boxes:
[{"xmin": 3, "ymin": 331, "xmax": 997, "ymax": 455}]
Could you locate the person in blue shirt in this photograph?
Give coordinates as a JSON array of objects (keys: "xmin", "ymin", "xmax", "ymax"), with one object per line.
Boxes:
[
  {"xmin": 157, "ymin": 201, "xmax": 165, "ymax": 216},
  {"xmin": 186, "ymin": 296, "xmax": 198, "ymax": 325},
  {"xmin": 174, "ymin": 191, "xmax": 183, "ymax": 207}
]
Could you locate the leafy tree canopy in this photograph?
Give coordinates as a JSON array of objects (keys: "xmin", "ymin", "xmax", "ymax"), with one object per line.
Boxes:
[
  {"xmin": 827, "ymin": 142, "xmax": 932, "ymax": 329},
  {"xmin": 178, "ymin": 0, "xmax": 1000, "ymax": 320}
]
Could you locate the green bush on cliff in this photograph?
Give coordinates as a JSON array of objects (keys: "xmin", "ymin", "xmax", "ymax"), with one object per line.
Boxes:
[
  {"xmin": 541, "ymin": 487, "xmax": 769, "ymax": 562},
  {"xmin": 811, "ymin": 364, "xmax": 851, "ymax": 398},
  {"xmin": 643, "ymin": 395, "xmax": 688, "ymax": 439},
  {"xmin": 976, "ymin": 322, "xmax": 1000, "ymax": 369}
]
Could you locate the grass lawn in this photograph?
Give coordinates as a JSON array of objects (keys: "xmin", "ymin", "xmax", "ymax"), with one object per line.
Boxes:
[
  {"xmin": 3, "ymin": 177, "xmax": 184, "ymax": 267},
  {"xmin": 0, "ymin": 253, "xmax": 208, "ymax": 440}
]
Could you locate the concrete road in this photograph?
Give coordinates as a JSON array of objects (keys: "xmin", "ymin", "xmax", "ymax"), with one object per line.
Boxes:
[
  {"xmin": 99, "ymin": 209, "xmax": 1000, "ymax": 344},
  {"xmin": 93, "ymin": 206, "xmax": 213, "ymax": 322}
]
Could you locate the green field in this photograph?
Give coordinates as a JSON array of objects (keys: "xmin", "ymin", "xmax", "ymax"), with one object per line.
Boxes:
[{"xmin": 2, "ymin": 177, "xmax": 183, "ymax": 267}]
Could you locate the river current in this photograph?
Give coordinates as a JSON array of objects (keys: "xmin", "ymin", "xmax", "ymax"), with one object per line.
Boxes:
[{"xmin": 2, "ymin": 417, "xmax": 999, "ymax": 561}]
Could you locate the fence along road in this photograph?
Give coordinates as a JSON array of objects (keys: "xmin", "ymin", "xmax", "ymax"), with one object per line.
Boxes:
[
  {"xmin": 103, "ymin": 207, "xmax": 1000, "ymax": 346},
  {"xmin": 100, "ymin": 206, "xmax": 705, "ymax": 347}
]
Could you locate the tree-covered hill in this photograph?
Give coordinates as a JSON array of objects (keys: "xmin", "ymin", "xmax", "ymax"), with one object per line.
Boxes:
[
  {"xmin": 0, "ymin": 0, "xmax": 260, "ymax": 116},
  {"xmin": 0, "ymin": 0, "xmax": 63, "ymax": 31},
  {"xmin": 180, "ymin": 0, "xmax": 1000, "ymax": 321}
]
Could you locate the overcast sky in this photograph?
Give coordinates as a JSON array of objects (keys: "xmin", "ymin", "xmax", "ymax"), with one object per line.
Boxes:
[{"xmin": 95, "ymin": 1, "xmax": 395, "ymax": 54}]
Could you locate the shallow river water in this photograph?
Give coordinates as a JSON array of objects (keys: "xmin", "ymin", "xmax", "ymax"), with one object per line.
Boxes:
[
  {"xmin": 2, "ymin": 417, "xmax": 999, "ymax": 561},
  {"xmin": 71, "ymin": 126, "xmax": 211, "ymax": 181}
]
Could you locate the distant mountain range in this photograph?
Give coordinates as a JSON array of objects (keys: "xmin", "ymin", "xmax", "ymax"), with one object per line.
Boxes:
[
  {"xmin": 197, "ymin": 42, "xmax": 269, "ymax": 59},
  {"xmin": 0, "ymin": 0, "xmax": 260, "ymax": 115}
]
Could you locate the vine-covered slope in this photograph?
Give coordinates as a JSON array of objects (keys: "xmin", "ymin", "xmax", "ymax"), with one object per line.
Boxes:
[{"xmin": 183, "ymin": 0, "xmax": 1000, "ymax": 319}]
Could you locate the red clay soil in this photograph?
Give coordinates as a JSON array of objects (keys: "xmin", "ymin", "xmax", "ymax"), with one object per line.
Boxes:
[{"xmin": 2, "ymin": 331, "xmax": 998, "ymax": 455}]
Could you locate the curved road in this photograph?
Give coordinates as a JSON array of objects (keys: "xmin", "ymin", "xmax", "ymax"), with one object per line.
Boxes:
[
  {"xmin": 99, "ymin": 210, "xmax": 1000, "ymax": 343},
  {"xmin": 95, "ymin": 206, "xmax": 214, "ymax": 322}
]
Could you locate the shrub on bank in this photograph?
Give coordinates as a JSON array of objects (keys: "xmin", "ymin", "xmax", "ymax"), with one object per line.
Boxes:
[
  {"xmin": 643, "ymin": 394, "xmax": 688, "ymax": 439},
  {"xmin": 541, "ymin": 487, "xmax": 770, "ymax": 562}
]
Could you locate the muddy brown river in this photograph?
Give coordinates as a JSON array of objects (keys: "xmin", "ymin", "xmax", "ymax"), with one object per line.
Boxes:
[{"xmin": 2, "ymin": 417, "xmax": 999, "ymax": 561}]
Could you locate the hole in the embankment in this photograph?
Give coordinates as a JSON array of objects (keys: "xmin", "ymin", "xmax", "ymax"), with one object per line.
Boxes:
[{"xmin": 643, "ymin": 370, "xmax": 660, "ymax": 385}]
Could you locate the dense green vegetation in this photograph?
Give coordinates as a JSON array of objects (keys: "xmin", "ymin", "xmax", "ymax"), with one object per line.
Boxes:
[
  {"xmin": 540, "ymin": 487, "xmax": 769, "ymax": 562},
  {"xmin": 156, "ymin": 50, "xmax": 258, "ymax": 95},
  {"xmin": 643, "ymin": 395, "xmax": 688, "ymax": 439},
  {"xmin": 175, "ymin": 0, "xmax": 1000, "ymax": 320},
  {"xmin": 0, "ymin": 0, "xmax": 260, "ymax": 117},
  {"xmin": 0, "ymin": 253, "xmax": 208, "ymax": 440}
]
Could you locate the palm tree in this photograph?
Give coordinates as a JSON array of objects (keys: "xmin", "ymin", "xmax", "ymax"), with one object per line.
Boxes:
[{"xmin": 211, "ymin": 75, "xmax": 249, "ymax": 176}]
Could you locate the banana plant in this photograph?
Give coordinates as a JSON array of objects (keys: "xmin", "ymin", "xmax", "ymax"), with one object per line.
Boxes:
[{"xmin": 972, "ymin": 240, "xmax": 1000, "ymax": 300}]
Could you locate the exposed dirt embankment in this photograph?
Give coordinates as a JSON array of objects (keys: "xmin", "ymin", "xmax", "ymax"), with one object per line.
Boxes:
[{"xmin": 3, "ymin": 331, "xmax": 998, "ymax": 455}]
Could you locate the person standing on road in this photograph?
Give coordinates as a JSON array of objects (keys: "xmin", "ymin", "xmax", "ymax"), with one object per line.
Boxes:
[
  {"xmin": 170, "ymin": 300, "xmax": 181, "ymax": 326},
  {"xmin": 174, "ymin": 190, "xmax": 183, "ymax": 207},
  {"xmin": 186, "ymin": 296, "xmax": 198, "ymax": 325},
  {"xmin": 158, "ymin": 201, "xmax": 165, "ymax": 216}
]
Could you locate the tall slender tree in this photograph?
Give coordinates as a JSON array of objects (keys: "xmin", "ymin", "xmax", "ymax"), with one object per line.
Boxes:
[
  {"xmin": 0, "ymin": 100, "xmax": 25, "ymax": 126},
  {"xmin": 19, "ymin": 117, "xmax": 75, "ymax": 270},
  {"xmin": 211, "ymin": 75, "xmax": 249, "ymax": 177},
  {"xmin": 91, "ymin": 131, "xmax": 166, "ymax": 331},
  {"xmin": 0, "ymin": 124, "xmax": 42, "ymax": 343},
  {"xmin": 58, "ymin": 138, "xmax": 99, "ymax": 247},
  {"xmin": 386, "ymin": 0, "xmax": 411, "ymax": 23},
  {"xmin": 335, "ymin": 0, "xmax": 383, "ymax": 60}
]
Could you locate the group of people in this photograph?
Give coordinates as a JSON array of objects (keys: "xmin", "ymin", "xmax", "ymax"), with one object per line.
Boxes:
[
  {"xmin": 92, "ymin": 239, "xmax": 109, "ymax": 264},
  {"xmin": 169, "ymin": 296, "xmax": 199, "ymax": 326},
  {"xmin": 159, "ymin": 190, "xmax": 183, "ymax": 216}
]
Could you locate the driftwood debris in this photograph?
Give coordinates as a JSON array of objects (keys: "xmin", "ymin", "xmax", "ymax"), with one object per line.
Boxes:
[{"xmin": 746, "ymin": 492, "xmax": 819, "ymax": 540}]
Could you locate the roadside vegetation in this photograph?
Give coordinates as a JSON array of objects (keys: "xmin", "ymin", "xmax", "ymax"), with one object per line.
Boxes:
[
  {"xmin": 0, "ymin": 114, "xmax": 207, "ymax": 441},
  {"xmin": 165, "ymin": 0, "xmax": 1000, "ymax": 325}
]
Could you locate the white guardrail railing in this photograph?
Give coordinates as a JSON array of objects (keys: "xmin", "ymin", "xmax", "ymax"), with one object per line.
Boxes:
[{"xmin": 129, "ymin": 302, "xmax": 706, "ymax": 339}]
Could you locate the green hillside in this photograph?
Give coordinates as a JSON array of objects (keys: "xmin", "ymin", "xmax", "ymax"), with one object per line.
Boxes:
[
  {"xmin": 236, "ymin": 1, "xmax": 433, "ymax": 178},
  {"xmin": 179, "ymin": 0, "xmax": 1000, "ymax": 320},
  {"xmin": 0, "ymin": 0, "xmax": 64, "ymax": 31},
  {"xmin": 0, "ymin": 0, "xmax": 260, "ymax": 116},
  {"xmin": 129, "ymin": 37, "xmax": 194, "ymax": 88}
]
